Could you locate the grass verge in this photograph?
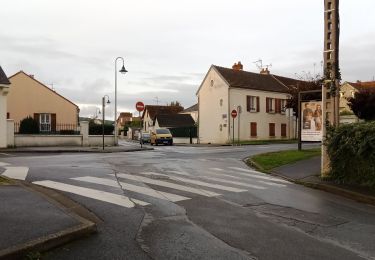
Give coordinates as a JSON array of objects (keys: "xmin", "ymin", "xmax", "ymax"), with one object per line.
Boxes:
[
  {"xmin": 248, "ymin": 148, "xmax": 321, "ymax": 172},
  {"xmin": 0, "ymin": 176, "xmax": 9, "ymax": 185}
]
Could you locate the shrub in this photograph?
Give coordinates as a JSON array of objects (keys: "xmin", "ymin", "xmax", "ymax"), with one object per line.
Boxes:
[
  {"xmin": 326, "ymin": 121, "xmax": 375, "ymax": 188},
  {"xmin": 348, "ymin": 88, "xmax": 375, "ymax": 121},
  {"xmin": 19, "ymin": 116, "xmax": 40, "ymax": 134},
  {"xmin": 89, "ymin": 120, "xmax": 114, "ymax": 135},
  {"xmin": 59, "ymin": 129, "xmax": 76, "ymax": 135}
]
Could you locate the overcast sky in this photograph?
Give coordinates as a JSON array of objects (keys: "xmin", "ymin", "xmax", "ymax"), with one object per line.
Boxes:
[{"xmin": 1, "ymin": 0, "xmax": 374, "ymax": 119}]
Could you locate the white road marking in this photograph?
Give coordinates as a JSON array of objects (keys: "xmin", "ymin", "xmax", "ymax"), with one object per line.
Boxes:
[
  {"xmin": 207, "ymin": 169, "xmax": 288, "ymax": 184},
  {"xmin": 138, "ymin": 172, "xmax": 247, "ymax": 193},
  {"xmin": 199, "ymin": 176, "xmax": 266, "ymax": 190},
  {"xmin": 33, "ymin": 180, "xmax": 148, "ymax": 208},
  {"xmin": 0, "ymin": 162, "xmax": 11, "ymax": 167},
  {"xmin": 257, "ymin": 180, "xmax": 287, "ymax": 187},
  {"xmin": 73, "ymin": 176, "xmax": 191, "ymax": 202},
  {"xmin": 116, "ymin": 173, "xmax": 220, "ymax": 197},
  {"xmin": 0, "ymin": 153, "xmax": 11, "ymax": 156},
  {"xmin": 225, "ymin": 167, "xmax": 289, "ymax": 184},
  {"xmin": 210, "ymin": 168, "xmax": 224, "ymax": 171},
  {"xmin": 2, "ymin": 167, "xmax": 29, "ymax": 180}
]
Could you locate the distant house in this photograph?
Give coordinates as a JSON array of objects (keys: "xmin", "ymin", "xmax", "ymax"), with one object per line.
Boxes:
[
  {"xmin": 0, "ymin": 66, "xmax": 11, "ymax": 148},
  {"xmin": 141, "ymin": 105, "xmax": 184, "ymax": 132},
  {"xmin": 7, "ymin": 71, "xmax": 79, "ymax": 132},
  {"xmin": 196, "ymin": 62, "xmax": 298, "ymax": 144},
  {"xmin": 179, "ymin": 103, "xmax": 198, "ymax": 122},
  {"xmin": 339, "ymin": 81, "xmax": 375, "ymax": 123},
  {"xmin": 154, "ymin": 114, "xmax": 195, "ymax": 129},
  {"xmin": 116, "ymin": 112, "xmax": 133, "ymax": 130}
]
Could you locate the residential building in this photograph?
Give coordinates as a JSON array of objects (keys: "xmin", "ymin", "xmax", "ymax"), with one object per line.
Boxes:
[
  {"xmin": 141, "ymin": 105, "xmax": 184, "ymax": 132},
  {"xmin": 0, "ymin": 66, "xmax": 11, "ymax": 148},
  {"xmin": 7, "ymin": 71, "xmax": 79, "ymax": 132},
  {"xmin": 196, "ymin": 63, "xmax": 298, "ymax": 144},
  {"xmin": 116, "ymin": 112, "xmax": 133, "ymax": 130},
  {"xmin": 339, "ymin": 81, "xmax": 375, "ymax": 123},
  {"xmin": 179, "ymin": 103, "xmax": 198, "ymax": 122}
]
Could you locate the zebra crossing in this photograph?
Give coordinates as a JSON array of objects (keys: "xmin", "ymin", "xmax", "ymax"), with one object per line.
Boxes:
[{"xmin": 30, "ymin": 166, "xmax": 290, "ymax": 209}]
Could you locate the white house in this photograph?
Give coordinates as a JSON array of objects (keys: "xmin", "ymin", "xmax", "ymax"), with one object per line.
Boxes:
[
  {"xmin": 179, "ymin": 104, "xmax": 198, "ymax": 122},
  {"xmin": 141, "ymin": 105, "xmax": 184, "ymax": 132},
  {"xmin": 0, "ymin": 66, "xmax": 11, "ymax": 148},
  {"xmin": 196, "ymin": 63, "xmax": 298, "ymax": 144}
]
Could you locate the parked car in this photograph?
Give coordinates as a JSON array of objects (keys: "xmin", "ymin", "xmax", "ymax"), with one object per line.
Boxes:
[
  {"xmin": 150, "ymin": 129, "xmax": 173, "ymax": 146},
  {"xmin": 139, "ymin": 132, "xmax": 151, "ymax": 143}
]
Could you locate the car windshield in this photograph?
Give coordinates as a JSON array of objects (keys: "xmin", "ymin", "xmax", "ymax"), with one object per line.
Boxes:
[
  {"xmin": 156, "ymin": 129, "xmax": 171, "ymax": 134},
  {"xmin": 142, "ymin": 133, "xmax": 150, "ymax": 137}
]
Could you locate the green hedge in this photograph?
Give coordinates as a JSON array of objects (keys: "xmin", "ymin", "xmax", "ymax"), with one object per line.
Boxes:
[
  {"xmin": 19, "ymin": 117, "xmax": 39, "ymax": 134},
  {"xmin": 89, "ymin": 121, "xmax": 114, "ymax": 135},
  {"xmin": 326, "ymin": 121, "xmax": 375, "ymax": 188}
]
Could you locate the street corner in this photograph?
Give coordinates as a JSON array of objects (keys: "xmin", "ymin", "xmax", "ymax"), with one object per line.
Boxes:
[{"xmin": 0, "ymin": 181, "xmax": 98, "ymax": 260}]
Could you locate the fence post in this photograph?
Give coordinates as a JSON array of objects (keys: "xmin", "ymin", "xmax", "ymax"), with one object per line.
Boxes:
[{"xmin": 80, "ymin": 121, "xmax": 89, "ymax": 146}]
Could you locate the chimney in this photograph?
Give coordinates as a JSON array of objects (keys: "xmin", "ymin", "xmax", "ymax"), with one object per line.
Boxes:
[
  {"xmin": 232, "ymin": 61, "xmax": 243, "ymax": 71},
  {"xmin": 260, "ymin": 67, "xmax": 270, "ymax": 75}
]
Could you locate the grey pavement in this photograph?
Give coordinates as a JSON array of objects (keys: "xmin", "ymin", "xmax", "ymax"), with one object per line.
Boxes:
[
  {"xmin": 272, "ymin": 156, "xmax": 321, "ymax": 180},
  {"xmin": 0, "ymin": 182, "xmax": 94, "ymax": 259}
]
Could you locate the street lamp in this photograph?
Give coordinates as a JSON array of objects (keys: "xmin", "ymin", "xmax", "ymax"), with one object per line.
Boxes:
[
  {"xmin": 102, "ymin": 95, "xmax": 111, "ymax": 150},
  {"xmin": 114, "ymin": 57, "xmax": 128, "ymax": 146}
]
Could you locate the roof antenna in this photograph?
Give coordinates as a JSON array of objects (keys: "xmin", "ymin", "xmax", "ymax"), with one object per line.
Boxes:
[
  {"xmin": 154, "ymin": 96, "xmax": 160, "ymax": 105},
  {"xmin": 253, "ymin": 59, "xmax": 272, "ymax": 71},
  {"xmin": 49, "ymin": 83, "xmax": 55, "ymax": 92}
]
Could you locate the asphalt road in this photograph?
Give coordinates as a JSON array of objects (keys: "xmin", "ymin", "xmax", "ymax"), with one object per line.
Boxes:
[{"xmin": 1, "ymin": 142, "xmax": 375, "ymax": 260}]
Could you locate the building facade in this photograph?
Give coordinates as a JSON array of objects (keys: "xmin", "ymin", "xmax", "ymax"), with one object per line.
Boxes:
[
  {"xmin": 0, "ymin": 66, "xmax": 11, "ymax": 148},
  {"xmin": 7, "ymin": 71, "xmax": 79, "ymax": 132},
  {"xmin": 197, "ymin": 64, "xmax": 297, "ymax": 144}
]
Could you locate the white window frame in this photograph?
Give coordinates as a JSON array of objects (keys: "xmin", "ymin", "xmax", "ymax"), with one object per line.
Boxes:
[
  {"xmin": 249, "ymin": 96, "xmax": 257, "ymax": 112},
  {"xmin": 40, "ymin": 113, "xmax": 51, "ymax": 132},
  {"xmin": 268, "ymin": 98, "xmax": 275, "ymax": 113}
]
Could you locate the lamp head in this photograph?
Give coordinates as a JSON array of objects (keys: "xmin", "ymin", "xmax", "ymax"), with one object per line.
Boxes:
[
  {"xmin": 107, "ymin": 99, "xmax": 111, "ymax": 104},
  {"xmin": 119, "ymin": 65, "xmax": 128, "ymax": 74}
]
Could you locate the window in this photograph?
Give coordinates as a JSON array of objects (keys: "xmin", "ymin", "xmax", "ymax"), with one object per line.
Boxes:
[
  {"xmin": 220, "ymin": 99, "xmax": 223, "ymax": 106},
  {"xmin": 210, "ymin": 80, "xmax": 214, "ymax": 87},
  {"xmin": 246, "ymin": 96, "xmax": 259, "ymax": 112},
  {"xmin": 6, "ymin": 113, "xmax": 10, "ymax": 119},
  {"xmin": 40, "ymin": 113, "xmax": 51, "ymax": 132},
  {"xmin": 269, "ymin": 123, "xmax": 275, "ymax": 137},
  {"xmin": 280, "ymin": 99, "xmax": 287, "ymax": 114},
  {"xmin": 281, "ymin": 124, "xmax": 287, "ymax": 137},
  {"xmin": 250, "ymin": 122, "xmax": 257, "ymax": 137},
  {"xmin": 266, "ymin": 97, "xmax": 274, "ymax": 113},
  {"xmin": 219, "ymin": 124, "xmax": 223, "ymax": 131}
]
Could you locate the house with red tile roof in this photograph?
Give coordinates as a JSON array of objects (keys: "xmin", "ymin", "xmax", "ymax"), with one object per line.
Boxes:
[{"xmin": 196, "ymin": 62, "xmax": 299, "ymax": 144}]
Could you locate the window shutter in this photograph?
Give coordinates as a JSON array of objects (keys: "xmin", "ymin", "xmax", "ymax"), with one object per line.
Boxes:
[
  {"xmin": 266, "ymin": 98, "xmax": 270, "ymax": 113},
  {"xmin": 250, "ymin": 122, "xmax": 257, "ymax": 137},
  {"xmin": 246, "ymin": 96, "xmax": 250, "ymax": 112},
  {"xmin": 33, "ymin": 113, "xmax": 40, "ymax": 122},
  {"xmin": 275, "ymin": 99, "xmax": 280, "ymax": 113},
  {"xmin": 51, "ymin": 114, "xmax": 57, "ymax": 132},
  {"xmin": 269, "ymin": 123, "xmax": 275, "ymax": 137},
  {"xmin": 281, "ymin": 124, "xmax": 287, "ymax": 137},
  {"xmin": 256, "ymin": 97, "xmax": 260, "ymax": 112}
]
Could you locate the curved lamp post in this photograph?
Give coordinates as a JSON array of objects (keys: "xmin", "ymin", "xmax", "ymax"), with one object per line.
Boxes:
[
  {"xmin": 102, "ymin": 95, "xmax": 110, "ymax": 150},
  {"xmin": 114, "ymin": 57, "xmax": 128, "ymax": 145}
]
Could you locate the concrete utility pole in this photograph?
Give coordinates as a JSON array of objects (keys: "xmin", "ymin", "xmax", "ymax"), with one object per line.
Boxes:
[{"xmin": 322, "ymin": 0, "xmax": 340, "ymax": 176}]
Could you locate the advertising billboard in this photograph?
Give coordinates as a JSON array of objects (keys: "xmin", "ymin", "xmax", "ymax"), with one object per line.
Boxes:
[{"xmin": 301, "ymin": 101, "xmax": 322, "ymax": 142}]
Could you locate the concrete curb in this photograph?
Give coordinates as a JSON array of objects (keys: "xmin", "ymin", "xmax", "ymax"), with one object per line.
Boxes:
[
  {"xmin": 0, "ymin": 178, "xmax": 99, "ymax": 260},
  {"xmin": 245, "ymin": 157, "xmax": 375, "ymax": 207}
]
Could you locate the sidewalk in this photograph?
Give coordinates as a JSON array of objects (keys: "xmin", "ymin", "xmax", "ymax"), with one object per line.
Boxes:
[
  {"xmin": 271, "ymin": 156, "xmax": 375, "ymax": 206},
  {"xmin": 0, "ymin": 178, "xmax": 97, "ymax": 259},
  {"xmin": 0, "ymin": 145, "xmax": 153, "ymax": 154}
]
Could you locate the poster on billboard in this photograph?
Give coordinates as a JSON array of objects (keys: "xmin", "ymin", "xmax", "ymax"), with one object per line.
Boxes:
[{"xmin": 301, "ymin": 101, "xmax": 322, "ymax": 142}]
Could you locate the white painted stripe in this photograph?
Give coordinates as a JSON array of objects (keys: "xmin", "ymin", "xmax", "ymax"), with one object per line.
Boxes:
[
  {"xmin": 0, "ymin": 162, "xmax": 11, "ymax": 167},
  {"xmin": 199, "ymin": 176, "xmax": 266, "ymax": 190},
  {"xmin": 0, "ymin": 153, "xmax": 11, "ymax": 156},
  {"xmin": 257, "ymin": 180, "xmax": 287, "ymax": 187},
  {"xmin": 33, "ymin": 180, "xmax": 148, "ymax": 208},
  {"xmin": 210, "ymin": 168, "xmax": 224, "ymax": 171},
  {"xmin": 225, "ymin": 167, "xmax": 289, "ymax": 184},
  {"xmin": 167, "ymin": 170, "xmax": 191, "ymax": 176},
  {"xmin": 2, "ymin": 167, "xmax": 29, "ymax": 180},
  {"xmin": 171, "ymin": 176, "xmax": 247, "ymax": 192},
  {"xmin": 138, "ymin": 172, "xmax": 247, "ymax": 193},
  {"xmin": 73, "ymin": 176, "xmax": 190, "ymax": 202},
  {"xmin": 206, "ymin": 169, "xmax": 288, "ymax": 184},
  {"xmin": 116, "ymin": 173, "xmax": 220, "ymax": 197},
  {"xmin": 228, "ymin": 167, "xmax": 260, "ymax": 173}
]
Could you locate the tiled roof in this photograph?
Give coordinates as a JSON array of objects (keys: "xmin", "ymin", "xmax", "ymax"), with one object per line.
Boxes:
[
  {"xmin": 181, "ymin": 103, "xmax": 198, "ymax": 113},
  {"xmin": 349, "ymin": 81, "xmax": 375, "ymax": 91},
  {"xmin": 142, "ymin": 105, "xmax": 184, "ymax": 119},
  {"xmin": 0, "ymin": 66, "xmax": 10, "ymax": 85},
  {"xmin": 214, "ymin": 66, "xmax": 300, "ymax": 93},
  {"xmin": 155, "ymin": 114, "xmax": 195, "ymax": 128}
]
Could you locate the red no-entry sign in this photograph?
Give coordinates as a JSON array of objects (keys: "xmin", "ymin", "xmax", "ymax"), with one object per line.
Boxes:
[
  {"xmin": 136, "ymin": 101, "xmax": 145, "ymax": 112},
  {"xmin": 231, "ymin": 109, "xmax": 238, "ymax": 118}
]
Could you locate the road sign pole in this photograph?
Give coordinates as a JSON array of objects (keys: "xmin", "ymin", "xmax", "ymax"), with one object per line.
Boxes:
[{"xmin": 232, "ymin": 117, "xmax": 235, "ymax": 146}]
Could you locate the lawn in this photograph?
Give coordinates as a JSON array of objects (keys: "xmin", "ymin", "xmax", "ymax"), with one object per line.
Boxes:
[
  {"xmin": 249, "ymin": 148, "xmax": 321, "ymax": 171},
  {"xmin": 0, "ymin": 176, "xmax": 8, "ymax": 185},
  {"xmin": 237, "ymin": 139, "xmax": 298, "ymax": 145}
]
